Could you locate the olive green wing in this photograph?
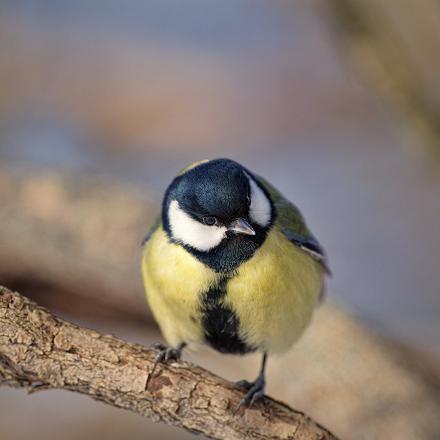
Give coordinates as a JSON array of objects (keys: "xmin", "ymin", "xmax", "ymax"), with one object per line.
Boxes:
[{"xmin": 256, "ymin": 175, "xmax": 331, "ymax": 275}]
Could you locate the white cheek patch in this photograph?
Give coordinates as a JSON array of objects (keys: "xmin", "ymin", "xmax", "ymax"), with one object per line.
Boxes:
[
  {"xmin": 168, "ymin": 200, "xmax": 227, "ymax": 252},
  {"xmin": 247, "ymin": 175, "xmax": 272, "ymax": 227}
]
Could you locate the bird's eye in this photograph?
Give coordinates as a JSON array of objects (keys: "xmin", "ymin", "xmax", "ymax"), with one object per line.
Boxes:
[{"xmin": 202, "ymin": 216, "xmax": 217, "ymax": 226}]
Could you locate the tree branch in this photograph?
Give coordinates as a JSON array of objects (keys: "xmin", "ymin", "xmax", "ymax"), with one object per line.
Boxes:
[
  {"xmin": 0, "ymin": 286, "xmax": 337, "ymax": 440},
  {"xmin": 327, "ymin": 0, "xmax": 440, "ymax": 153}
]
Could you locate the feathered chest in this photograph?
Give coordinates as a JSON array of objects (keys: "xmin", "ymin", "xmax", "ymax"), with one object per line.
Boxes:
[{"xmin": 142, "ymin": 226, "xmax": 324, "ymax": 354}]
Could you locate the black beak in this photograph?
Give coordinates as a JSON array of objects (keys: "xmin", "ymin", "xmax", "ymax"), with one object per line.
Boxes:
[{"xmin": 228, "ymin": 218, "xmax": 256, "ymax": 236}]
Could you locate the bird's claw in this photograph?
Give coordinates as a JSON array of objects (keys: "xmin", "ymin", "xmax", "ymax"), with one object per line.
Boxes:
[
  {"xmin": 240, "ymin": 384, "xmax": 265, "ymax": 408},
  {"xmin": 150, "ymin": 343, "xmax": 183, "ymax": 361},
  {"xmin": 150, "ymin": 342, "xmax": 167, "ymax": 351},
  {"xmin": 233, "ymin": 379, "xmax": 254, "ymax": 390},
  {"xmin": 234, "ymin": 376, "xmax": 265, "ymax": 410},
  {"xmin": 154, "ymin": 346, "xmax": 182, "ymax": 363},
  {"xmin": 146, "ymin": 343, "xmax": 183, "ymax": 390}
]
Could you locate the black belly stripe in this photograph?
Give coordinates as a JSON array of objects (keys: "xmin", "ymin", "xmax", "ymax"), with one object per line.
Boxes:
[{"xmin": 201, "ymin": 275, "xmax": 255, "ymax": 355}]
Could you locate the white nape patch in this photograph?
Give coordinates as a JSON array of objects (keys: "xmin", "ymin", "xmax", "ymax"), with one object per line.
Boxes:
[
  {"xmin": 246, "ymin": 174, "xmax": 272, "ymax": 227},
  {"xmin": 168, "ymin": 200, "xmax": 227, "ymax": 252}
]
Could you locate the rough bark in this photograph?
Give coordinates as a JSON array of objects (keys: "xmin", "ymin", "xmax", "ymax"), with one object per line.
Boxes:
[{"xmin": 0, "ymin": 286, "xmax": 337, "ymax": 440}]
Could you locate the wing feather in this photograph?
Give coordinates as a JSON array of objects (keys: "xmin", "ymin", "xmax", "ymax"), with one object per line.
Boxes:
[{"xmin": 255, "ymin": 175, "xmax": 331, "ymax": 275}]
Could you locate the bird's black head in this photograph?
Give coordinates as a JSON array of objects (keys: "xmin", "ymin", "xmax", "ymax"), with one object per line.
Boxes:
[{"xmin": 162, "ymin": 158, "xmax": 275, "ymax": 272}]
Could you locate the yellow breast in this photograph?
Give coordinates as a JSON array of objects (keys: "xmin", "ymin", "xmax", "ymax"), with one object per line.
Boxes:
[
  {"xmin": 224, "ymin": 227, "xmax": 324, "ymax": 354},
  {"xmin": 142, "ymin": 227, "xmax": 219, "ymax": 347},
  {"xmin": 142, "ymin": 225, "xmax": 324, "ymax": 354}
]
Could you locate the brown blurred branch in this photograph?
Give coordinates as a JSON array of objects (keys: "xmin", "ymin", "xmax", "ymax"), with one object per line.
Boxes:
[
  {"xmin": 0, "ymin": 286, "xmax": 337, "ymax": 440},
  {"xmin": 0, "ymin": 167, "xmax": 155, "ymax": 323},
  {"xmin": 327, "ymin": 0, "xmax": 440, "ymax": 152}
]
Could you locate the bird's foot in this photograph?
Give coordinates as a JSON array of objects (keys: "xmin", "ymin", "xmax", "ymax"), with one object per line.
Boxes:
[
  {"xmin": 234, "ymin": 375, "xmax": 265, "ymax": 408},
  {"xmin": 233, "ymin": 379, "xmax": 255, "ymax": 390},
  {"xmin": 146, "ymin": 343, "xmax": 184, "ymax": 390},
  {"xmin": 151, "ymin": 343, "xmax": 183, "ymax": 363}
]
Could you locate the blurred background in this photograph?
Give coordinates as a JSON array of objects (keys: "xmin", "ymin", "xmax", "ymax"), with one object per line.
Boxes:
[{"xmin": 0, "ymin": 1, "xmax": 439, "ymax": 439}]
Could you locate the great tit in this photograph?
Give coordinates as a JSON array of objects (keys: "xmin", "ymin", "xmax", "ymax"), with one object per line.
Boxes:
[{"xmin": 142, "ymin": 158, "xmax": 329, "ymax": 406}]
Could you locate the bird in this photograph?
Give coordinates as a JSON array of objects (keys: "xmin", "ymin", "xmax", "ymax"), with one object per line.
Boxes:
[{"xmin": 141, "ymin": 158, "xmax": 330, "ymax": 407}]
